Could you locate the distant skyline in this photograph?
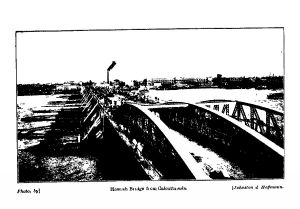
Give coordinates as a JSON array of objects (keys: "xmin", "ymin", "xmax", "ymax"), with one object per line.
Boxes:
[{"xmin": 17, "ymin": 28, "xmax": 284, "ymax": 84}]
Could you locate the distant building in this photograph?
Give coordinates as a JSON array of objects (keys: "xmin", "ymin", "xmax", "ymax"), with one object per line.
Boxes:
[
  {"xmin": 56, "ymin": 83, "xmax": 81, "ymax": 91},
  {"xmin": 97, "ymin": 82, "xmax": 110, "ymax": 88},
  {"xmin": 153, "ymin": 82, "xmax": 162, "ymax": 89},
  {"xmin": 152, "ymin": 78, "xmax": 173, "ymax": 84},
  {"xmin": 108, "ymin": 95, "xmax": 125, "ymax": 107}
]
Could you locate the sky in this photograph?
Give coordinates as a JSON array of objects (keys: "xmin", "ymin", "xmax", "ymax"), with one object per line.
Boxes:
[{"xmin": 16, "ymin": 28, "xmax": 284, "ymax": 84}]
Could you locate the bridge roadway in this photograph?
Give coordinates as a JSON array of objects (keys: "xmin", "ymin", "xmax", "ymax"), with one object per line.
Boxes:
[
  {"xmin": 130, "ymin": 104, "xmax": 211, "ymax": 180},
  {"xmin": 146, "ymin": 101, "xmax": 283, "ymax": 156},
  {"xmin": 114, "ymin": 104, "xmax": 246, "ymax": 180},
  {"xmin": 80, "ymin": 88, "xmax": 284, "ymax": 180}
]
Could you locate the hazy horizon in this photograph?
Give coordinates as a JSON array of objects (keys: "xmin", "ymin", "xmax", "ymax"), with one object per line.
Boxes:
[{"xmin": 17, "ymin": 74, "xmax": 284, "ymax": 85}]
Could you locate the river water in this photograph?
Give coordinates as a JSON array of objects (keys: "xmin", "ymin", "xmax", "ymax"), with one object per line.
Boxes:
[
  {"xmin": 17, "ymin": 88, "xmax": 284, "ymax": 182},
  {"xmin": 146, "ymin": 88, "xmax": 284, "ymax": 112}
]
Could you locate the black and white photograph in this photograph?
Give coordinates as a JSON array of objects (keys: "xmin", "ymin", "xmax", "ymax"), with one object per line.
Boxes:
[
  {"xmin": 16, "ymin": 28, "xmax": 284, "ymax": 182},
  {"xmin": 3, "ymin": 1, "xmax": 300, "ymax": 209}
]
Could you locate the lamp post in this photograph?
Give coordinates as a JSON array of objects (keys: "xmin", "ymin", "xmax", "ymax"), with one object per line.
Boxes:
[
  {"xmin": 103, "ymin": 61, "xmax": 116, "ymax": 135},
  {"xmin": 107, "ymin": 61, "xmax": 116, "ymax": 84}
]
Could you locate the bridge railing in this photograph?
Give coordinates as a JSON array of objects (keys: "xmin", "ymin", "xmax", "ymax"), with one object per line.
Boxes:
[
  {"xmin": 112, "ymin": 103, "xmax": 198, "ymax": 180},
  {"xmin": 80, "ymin": 87, "xmax": 105, "ymax": 142},
  {"xmin": 148, "ymin": 102, "xmax": 284, "ymax": 179},
  {"xmin": 196, "ymin": 100, "xmax": 284, "ymax": 148}
]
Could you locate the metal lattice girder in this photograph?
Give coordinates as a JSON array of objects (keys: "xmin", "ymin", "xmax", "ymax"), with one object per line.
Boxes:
[
  {"xmin": 213, "ymin": 104, "xmax": 219, "ymax": 111},
  {"xmin": 82, "ymin": 114, "xmax": 103, "ymax": 141},
  {"xmin": 250, "ymin": 107, "xmax": 265, "ymax": 134},
  {"xmin": 232, "ymin": 102, "xmax": 249, "ymax": 126},
  {"xmin": 266, "ymin": 112, "xmax": 271, "ymax": 135},
  {"xmin": 222, "ymin": 104, "xmax": 229, "ymax": 115},
  {"xmin": 83, "ymin": 95, "xmax": 94, "ymax": 112},
  {"xmin": 232, "ymin": 103, "xmax": 238, "ymax": 119},
  {"xmin": 85, "ymin": 111, "xmax": 99, "ymax": 129},
  {"xmin": 83, "ymin": 103, "xmax": 98, "ymax": 123},
  {"xmin": 239, "ymin": 104, "xmax": 249, "ymax": 126},
  {"xmin": 87, "ymin": 99, "xmax": 98, "ymax": 113},
  {"xmin": 81, "ymin": 91, "xmax": 91, "ymax": 103},
  {"xmin": 250, "ymin": 107, "xmax": 255, "ymax": 129},
  {"xmin": 196, "ymin": 99, "xmax": 284, "ymax": 147}
]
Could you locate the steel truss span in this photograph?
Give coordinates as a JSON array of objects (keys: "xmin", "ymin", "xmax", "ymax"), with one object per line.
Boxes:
[
  {"xmin": 80, "ymin": 87, "xmax": 284, "ymax": 180},
  {"xmin": 197, "ymin": 99, "xmax": 284, "ymax": 148},
  {"xmin": 147, "ymin": 102, "xmax": 283, "ymax": 179}
]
